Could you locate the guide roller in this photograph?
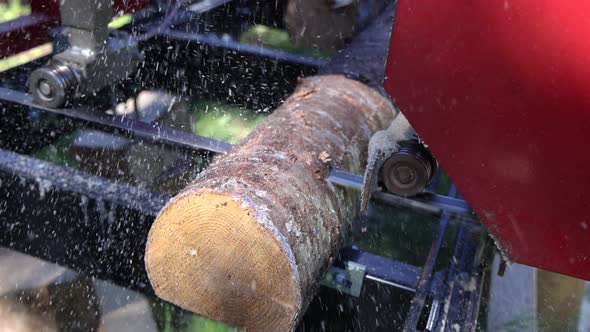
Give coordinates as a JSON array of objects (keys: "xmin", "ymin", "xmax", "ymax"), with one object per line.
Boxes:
[
  {"xmin": 27, "ymin": 0, "xmax": 142, "ymax": 108},
  {"xmin": 381, "ymin": 140, "xmax": 436, "ymax": 197},
  {"xmin": 361, "ymin": 112, "xmax": 437, "ymax": 211}
]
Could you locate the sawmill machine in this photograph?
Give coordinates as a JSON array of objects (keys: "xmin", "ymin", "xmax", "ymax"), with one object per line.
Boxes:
[{"xmin": 0, "ymin": 0, "xmax": 588, "ymax": 330}]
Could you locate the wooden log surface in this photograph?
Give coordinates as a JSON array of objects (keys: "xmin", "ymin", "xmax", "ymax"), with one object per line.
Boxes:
[{"xmin": 145, "ymin": 5, "xmax": 397, "ymax": 331}]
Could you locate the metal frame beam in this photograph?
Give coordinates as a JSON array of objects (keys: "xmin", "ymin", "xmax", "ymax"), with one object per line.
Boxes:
[{"xmin": 0, "ymin": 148, "xmax": 168, "ymax": 292}]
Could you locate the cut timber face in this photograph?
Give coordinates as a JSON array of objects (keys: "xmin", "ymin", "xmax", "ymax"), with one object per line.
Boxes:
[
  {"xmin": 145, "ymin": 75, "xmax": 395, "ymax": 331},
  {"xmin": 146, "ymin": 191, "xmax": 300, "ymax": 331}
]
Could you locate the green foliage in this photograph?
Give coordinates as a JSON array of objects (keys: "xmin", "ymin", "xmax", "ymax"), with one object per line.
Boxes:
[
  {"xmin": 108, "ymin": 13, "xmax": 132, "ymax": 29},
  {"xmin": 0, "ymin": 0, "xmax": 30, "ymax": 23},
  {"xmin": 240, "ymin": 25, "xmax": 328, "ymax": 58},
  {"xmin": 192, "ymin": 101, "xmax": 266, "ymax": 144},
  {"xmin": 34, "ymin": 132, "xmax": 79, "ymax": 168},
  {"xmin": 154, "ymin": 300, "xmax": 240, "ymax": 332}
]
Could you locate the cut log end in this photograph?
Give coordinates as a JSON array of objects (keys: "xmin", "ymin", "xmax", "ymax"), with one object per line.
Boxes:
[{"xmin": 145, "ymin": 191, "xmax": 301, "ymax": 331}]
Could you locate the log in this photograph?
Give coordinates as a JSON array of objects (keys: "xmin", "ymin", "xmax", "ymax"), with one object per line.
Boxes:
[{"xmin": 145, "ymin": 5, "xmax": 397, "ymax": 331}]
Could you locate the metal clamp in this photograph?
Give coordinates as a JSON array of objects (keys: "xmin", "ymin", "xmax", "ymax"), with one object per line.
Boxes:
[{"xmin": 320, "ymin": 261, "xmax": 367, "ymax": 297}]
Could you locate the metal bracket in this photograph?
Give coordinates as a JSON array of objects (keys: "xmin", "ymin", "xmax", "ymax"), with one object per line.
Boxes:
[{"xmin": 320, "ymin": 261, "xmax": 366, "ymax": 297}]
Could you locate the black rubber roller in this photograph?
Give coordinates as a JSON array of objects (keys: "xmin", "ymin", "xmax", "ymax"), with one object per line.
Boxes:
[
  {"xmin": 27, "ymin": 61, "xmax": 78, "ymax": 108},
  {"xmin": 381, "ymin": 142, "xmax": 437, "ymax": 197}
]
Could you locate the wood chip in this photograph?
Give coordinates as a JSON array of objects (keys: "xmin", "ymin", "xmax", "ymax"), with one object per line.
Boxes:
[{"xmin": 319, "ymin": 151, "xmax": 332, "ymax": 163}]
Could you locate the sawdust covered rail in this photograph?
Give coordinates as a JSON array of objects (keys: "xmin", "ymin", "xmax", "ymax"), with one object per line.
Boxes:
[{"xmin": 0, "ymin": 88, "xmax": 232, "ymax": 154}]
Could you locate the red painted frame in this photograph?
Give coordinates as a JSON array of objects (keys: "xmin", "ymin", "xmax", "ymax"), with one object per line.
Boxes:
[
  {"xmin": 385, "ymin": 0, "xmax": 590, "ymax": 280},
  {"xmin": 0, "ymin": 0, "xmax": 149, "ymax": 59}
]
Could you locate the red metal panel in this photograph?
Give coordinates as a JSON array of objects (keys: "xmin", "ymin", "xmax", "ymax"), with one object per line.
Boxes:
[{"xmin": 385, "ymin": 0, "xmax": 590, "ymax": 279}]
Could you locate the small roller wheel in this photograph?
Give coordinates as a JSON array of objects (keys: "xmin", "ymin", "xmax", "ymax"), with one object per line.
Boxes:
[
  {"xmin": 28, "ymin": 62, "xmax": 78, "ymax": 108},
  {"xmin": 381, "ymin": 142, "xmax": 436, "ymax": 197}
]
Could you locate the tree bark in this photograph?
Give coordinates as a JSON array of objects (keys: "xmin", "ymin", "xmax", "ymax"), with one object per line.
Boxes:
[{"xmin": 145, "ymin": 5, "xmax": 397, "ymax": 331}]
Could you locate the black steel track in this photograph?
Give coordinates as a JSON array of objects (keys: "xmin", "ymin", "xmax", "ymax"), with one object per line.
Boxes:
[
  {"xmin": 0, "ymin": 88, "xmax": 232, "ymax": 154},
  {"xmin": 0, "ymin": 148, "xmax": 168, "ymax": 292}
]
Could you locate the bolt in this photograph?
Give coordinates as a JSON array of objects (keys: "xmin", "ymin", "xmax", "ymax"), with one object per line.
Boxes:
[
  {"xmin": 335, "ymin": 273, "xmax": 347, "ymax": 286},
  {"xmin": 394, "ymin": 165, "xmax": 416, "ymax": 185},
  {"xmin": 38, "ymin": 80, "xmax": 52, "ymax": 97}
]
